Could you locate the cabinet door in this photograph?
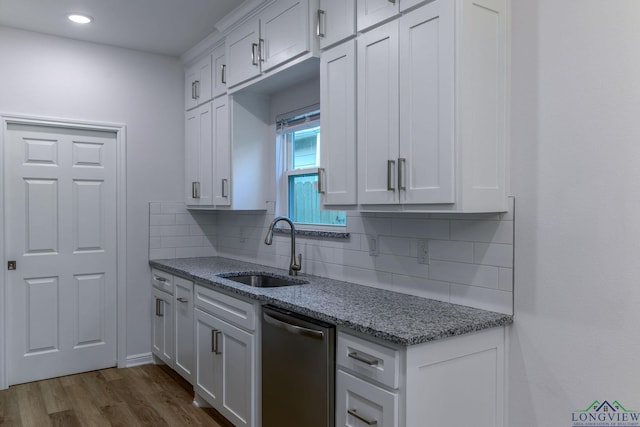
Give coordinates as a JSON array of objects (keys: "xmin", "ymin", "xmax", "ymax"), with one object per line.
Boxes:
[
  {"xmin": 226, "ymin": 17, "xmax": 261, "ymax": 88},
  {"xmin": 357, "ymin": 0, "xmax": 399, "ymax": 32},
  {"xmin": 185, "ymin": 103, "xmax": 213, "ymax": 206},
  {"xmin": 357, "ymin": 21, "xmax": 399, "ymax": 205},
  {"xmin": 194, "ymin": 309, "xmax": 222, "ymax": 407},
  {"xmin": 194, "ymin": 308, "xmax": 255, "ymax": 427},
  {"xmin": 336, "ymin": 369, "xmax": 399, "ymax": 427},
  {"xmin": 216, "ymin": 316, "xmax": 255, "ymax": 427},
  {"xmin": 399, "ymin": 0, "xmax": 455, "ymax": 204},
  {"xmin": 174, "ymin": 277, "xmax": 194, "ymax": 383},
  {"xmin": 152, "ymin": 289, "xmax": 174, "ymax": 366},
  {"xmin": 318, "ymin": 0, "xmax": 356, "ymax": 49},
  {"xmin": 212, "ymin": 96, "xmax": 231, "ymax": 207},
  {"xmin": 212, "ymin": 44, "xmax": 227, "ymax": 98},
  {"xmin": 185, "ymin": 55, "xmax": 212, "ymax": 111},
  {"xmin": 320, "ymin": 40, "xmax": 357, "ymax": 205},
  {"xmin": 260, "ymin": 0, "xmax": 310, "ymax": 73}
]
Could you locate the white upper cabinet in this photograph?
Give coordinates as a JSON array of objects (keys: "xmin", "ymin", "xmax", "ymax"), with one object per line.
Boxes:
[
  {"xmin": 320, "ymin": 40, "xmax": 357, "ymax": 205},
  {"xmin": 226, "ymin": 17, "xmax": 262, "ymax": 89},
  {"xmin": 317, "ymin": 0, "xmax": 356, "ymax": 49},
  {"xmin": 211, "ymin": 44, "xmax": 227, "ymax": 98},
  {"xmin": 185, "ymin": 103, "xmax": 213, "ymax": 206},
  {"xmin": 357, "ymin": 21, "xmax": 400, "ymax": 205},
  {"xmin": 212, "ymin": 96, "xmax": 231, "ymax": 207},
  {"xmin": 185, "ymin": 55, "xmax": 212, "ymax": 111},
  {"xmin": 261, "ymin": 0, "xmax": 310, "ymax": 72},
  {"xmin": 357, "ymin": 0, "xmax": 508, "ymax": 212},
  {"xmin": 357, "ymin": 0, "xmax": 400, "ymax": 32},
  {"xmin": 398, "ymin": 0, "xmax": 455, "ymax": 204},
  {"xmin": 226, "ymin": 0, "xmax": 319, "ymax": 90}
]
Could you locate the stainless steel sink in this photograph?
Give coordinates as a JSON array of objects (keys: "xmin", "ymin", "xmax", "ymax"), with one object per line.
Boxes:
[{"xmin": 219, "ymin": 273, "xmax": 308, "ymax": 288}]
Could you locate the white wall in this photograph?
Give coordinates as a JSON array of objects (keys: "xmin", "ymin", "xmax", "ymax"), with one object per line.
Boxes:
[
  {"xmin": 0, "ymin": 26, "xmax": 184, "ymax": 360},
  {"xmin": 510, "ymin": 0, "xmax": 640, "ymax": 424}
]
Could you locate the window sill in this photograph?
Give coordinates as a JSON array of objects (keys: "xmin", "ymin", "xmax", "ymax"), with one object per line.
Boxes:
[{"xmin": 273, "ymin": 227, "xmax": 349, "ymax": 240}]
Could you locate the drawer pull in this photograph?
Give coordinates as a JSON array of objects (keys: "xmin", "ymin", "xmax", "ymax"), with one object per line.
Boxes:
[
  {"xmin": 211, "ymin": 330, "xmax": 222, "ymax": 355},
  {"xmin": 348, "ymin": 351, "xmax": 379, "ymax": 367},
  {"xmin": 155, "ymin": 299, "xmax": 164, "ymax": 317},
  {"xmin": 154, "ymin": 276, "xmax": 169, "ymax": 282},
  {"xmin": 177, "ymin": 297, "xmax": 188, "ymax": 303},
  {"xmin": 348, "ymin": 409, "xmax": 378, "ymax": 425}
]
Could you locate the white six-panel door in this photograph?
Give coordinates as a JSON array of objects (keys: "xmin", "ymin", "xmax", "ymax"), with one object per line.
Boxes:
[{"xmin": 5, "ymin": 123, "xmax": 117, "ymax": 385}]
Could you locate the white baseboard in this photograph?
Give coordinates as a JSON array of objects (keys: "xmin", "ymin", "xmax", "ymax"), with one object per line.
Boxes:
[{"xmin": 124, "ymin": 352, "xmax": 154, "ymax": 367}]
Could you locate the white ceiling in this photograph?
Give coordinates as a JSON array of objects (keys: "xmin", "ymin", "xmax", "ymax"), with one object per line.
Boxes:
[{"xmin": 0, "ymin": 0, "xmax": 243, "ymax": 57}]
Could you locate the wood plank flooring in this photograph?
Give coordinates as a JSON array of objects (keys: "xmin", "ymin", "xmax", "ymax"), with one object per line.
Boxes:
[{"xmin": 0, "ymin": 364, "xmax": 234, "ymax": 427}]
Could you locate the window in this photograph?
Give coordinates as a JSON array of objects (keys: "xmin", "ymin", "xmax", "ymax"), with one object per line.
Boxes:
[{"xmin": 278, "ymin": 109, "xmax": 346, "ymax": 227}]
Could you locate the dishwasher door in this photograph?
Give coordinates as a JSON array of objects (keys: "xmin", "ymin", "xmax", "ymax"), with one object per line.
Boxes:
[{"xmin": 261, "ymin": 305, "xmax": 335, "ymax": 427}]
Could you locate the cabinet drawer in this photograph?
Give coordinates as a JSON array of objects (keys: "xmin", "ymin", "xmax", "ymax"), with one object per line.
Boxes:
[
  {"xmin": 337, "ymin": 332, "xmax": 400, "ymax": 389},
  {"xmin": 336, "ymin": 369, "xmax": 398, "ymax": 427},
  {"xmin": 195, "ymin": 285, "xmax": 256, "ymax": 331},
  {"xmin": 151, "ymin": 268, "xmax": 174, "ymax": 294}
]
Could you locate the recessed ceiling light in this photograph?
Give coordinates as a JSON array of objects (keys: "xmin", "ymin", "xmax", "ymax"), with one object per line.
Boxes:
[{"xmin": 67, "ymin": 13, "xmax": 93, "ymax": 24}]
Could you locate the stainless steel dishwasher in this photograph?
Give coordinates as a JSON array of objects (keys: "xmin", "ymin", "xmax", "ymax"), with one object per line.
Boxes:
[{"xmin": 261, "ymin": 305, "xmax": 335, "ymax": 427}]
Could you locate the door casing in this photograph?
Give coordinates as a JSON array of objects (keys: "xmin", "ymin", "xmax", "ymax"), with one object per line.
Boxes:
[{"xmin": 0, "ymin": 114, "xmax": 128, "ymax": 390}]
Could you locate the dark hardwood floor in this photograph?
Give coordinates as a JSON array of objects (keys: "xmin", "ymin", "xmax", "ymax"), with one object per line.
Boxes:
[{"xmin": 0, "ymin": 364, "xmax": 234, "ymax": 426}]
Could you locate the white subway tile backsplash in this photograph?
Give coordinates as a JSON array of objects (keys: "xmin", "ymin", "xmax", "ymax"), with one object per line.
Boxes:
[
  {"xmin": 391, "ymin": 218, "xmax": 450, "ymax": 240},
  {"xmin": 150, "ymin": 214, "xmax": 176, "ymax": 226},
  {"xmin": 451, "ymin": 220, "xmax": 513, "ymax": 244},
  {"xmin": 377, "ymin": 236, "xmax": 414, "ymax": 257},
  {"xmin": 429, "ymin": 240, "xmax": 474, "ymax": 263},
  {"xmin": 498, "ymin": 268, "xmax": 513, "ymax": 292},
  {"xmin": 149, "ymin": 198, "xmax": 515, "ymax": 314},
  {"xmin": 392, "ymin": 275, "xmax": 451, "ymax": 303},
  {"xmin": 450, "ymin": 284, "xmax": 513, "ymax": 314},
  {"xmin": 429, "ymin": 260, "xmax": 499, "ymax": 289},
  {"xmin": 158, "ymin": 225, "xmax": 191, "ymax": 237},
  {"xmin": 375, "ymin": 254, "xmax": 428, "ymax": 278},
  {"xmin": 473, "ymin": 243, "xmax": 513, "ymax": 267}
]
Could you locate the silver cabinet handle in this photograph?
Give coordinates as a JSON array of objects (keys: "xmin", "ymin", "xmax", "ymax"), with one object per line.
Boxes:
[
  {"xmin": 191, "ymin": 82, "xmax": 196, "ymax": 100},
  {"xmin": 221, "ymin": 64, "xmax": 226, "ymax": 84},
  {"xmin": 251, "ymin": 43, "xmax": 259, "ymax": 66},
  {"xmin": 388, "ymin": 0, "xmax": 396, "ymax": 3},
  {"xmin": 155, "ymin": 299, "xmax": 164, "ymax": 317},
  {"xmin": 317, "ymin": 9, "xmax": 326, "ymax": 37},
  {"xmin": 192, "ymin": 181, "xmax": 200, "ymax": 199},
  {"xmin": 348, "ymin": 409, "xmax": 378, "ymax": 425},
  {"xmin": 317, "ymin": 168, "xmax": 325, "ymax": 194},
  {"xmin": 211, "ymin": 330, "xmax": 222, "ymax": 354},
  {"xmin": 398, "ymin": 157, "xmax": 406, "ymax": 191},
  {"xmin": 154, "ymin": 276, "xmax": 168, "ymax": 282},
  {"xmin": 387, "ymin": 160, "xmax": 396, "ymax": 191},
  {"xmin": 194, "ymin": 80, "xmax": 200, "ymax": 99},
  {"xmin": 177, "ymin": 297, "xmax": 188, "ymax": 303},
  {"xmin": 348, "ymin": 351, "xmax": 379, "ymax": 367},
  {"xmin": 221, "ymin": 178, "xmax": 229, "ymax": 198},
  {"xmin": 258, "ymin": 38, "xmax": 265, "ymax": 63}
]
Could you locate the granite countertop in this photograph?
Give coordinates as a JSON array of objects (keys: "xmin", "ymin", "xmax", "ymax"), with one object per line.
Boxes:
[{"xmin": 149, "ymin": 256, "xmax": 513, "ymax": 347}]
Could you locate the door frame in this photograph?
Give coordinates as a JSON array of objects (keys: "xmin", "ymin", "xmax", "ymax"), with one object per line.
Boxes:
[{"xmin": 0, "ymin": 114, "xmax": 128, "ymax": 390}]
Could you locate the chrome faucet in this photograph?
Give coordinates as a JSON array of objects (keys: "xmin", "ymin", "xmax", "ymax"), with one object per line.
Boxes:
[{"xmin": 264, "ymin": 216, "xmax": 302, "ymax": 276}]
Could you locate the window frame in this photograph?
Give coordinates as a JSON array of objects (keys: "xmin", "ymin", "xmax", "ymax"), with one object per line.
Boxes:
[{"xmin": 276, "ymin": 109, "xmax": 346, "ymax": 231}]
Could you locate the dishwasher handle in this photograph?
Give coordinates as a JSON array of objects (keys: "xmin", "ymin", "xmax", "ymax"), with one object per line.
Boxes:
[{"xmin": 263, "ymin": 311, "xmax": 325, "ymax": 340}]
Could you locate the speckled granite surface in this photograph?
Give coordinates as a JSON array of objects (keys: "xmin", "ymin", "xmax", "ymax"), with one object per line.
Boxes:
[{"xmin": 149, "ymin": 257, "xmax": 512, "ymax": 346}]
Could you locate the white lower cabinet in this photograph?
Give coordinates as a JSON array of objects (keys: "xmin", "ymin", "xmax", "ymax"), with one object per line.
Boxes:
[
  {"xmin": 336, "ymin": 326, "xmax": 506, "ymax": 427},
  {"xmin": 151, "ymin": 269, "xmax": 194, "ymax": 383},
  {"xmin": 337, "ymin": 370, "xmax": 399, "ymax": 427},
  {"xmin": 194, "ymin": 285, "xmax": 259, "ymax": 427},
  {"xmin": 174, "ymin": 276, "xmax": 194, "ymax": 382},
  {"xmin": 151, "ymin": 287, "xmax": 174, "ymax": 366}
]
